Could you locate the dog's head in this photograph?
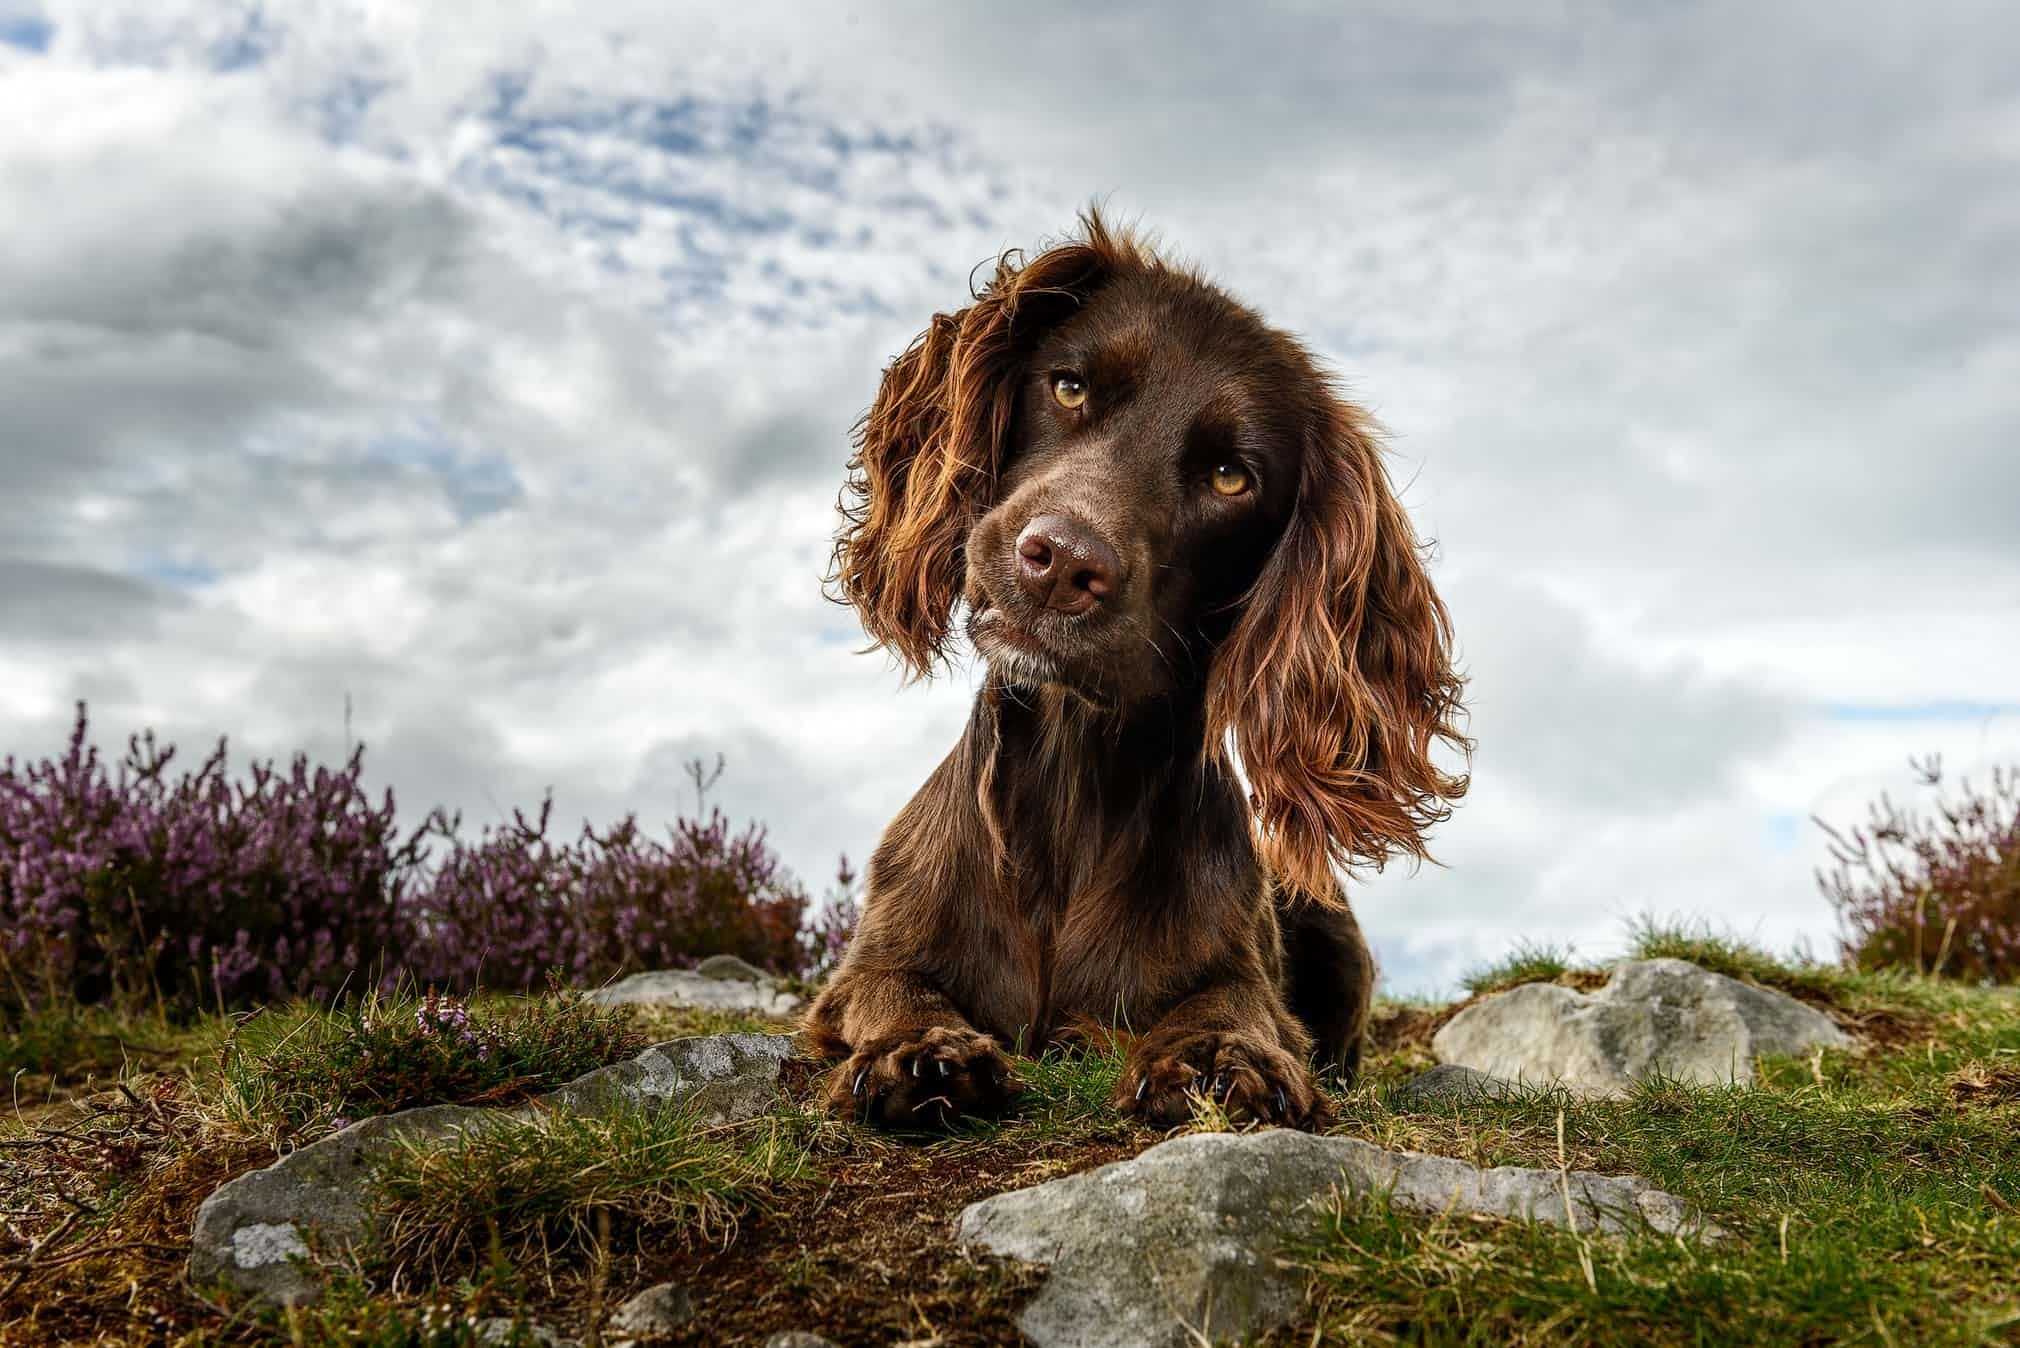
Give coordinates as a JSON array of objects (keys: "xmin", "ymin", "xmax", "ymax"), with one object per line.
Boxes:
[{"xmin": 832, "ymin": 212, "xmax": 1468, "ymax": 893}]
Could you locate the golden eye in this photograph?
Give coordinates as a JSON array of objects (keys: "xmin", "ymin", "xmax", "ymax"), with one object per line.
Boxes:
[
  {"xmin": 1210, "ymin": 463, "xmax": 1251, "ymax": 497},
  {"xmin": 1052, "ymin": 374, "xmax": 1088, "ymax": 409}
]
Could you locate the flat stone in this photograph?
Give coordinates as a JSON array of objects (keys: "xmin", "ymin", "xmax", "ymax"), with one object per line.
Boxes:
[
  {"xmin": 588, "ymin": 969, "xmax": 802, "ymax": 1017},
  {"xmin": 541, "ymin": 1032, "xmax": 796, "ymax": 1122},
  {"xmin": 605, "ymin": 1281, "xmax": 694, "ymax": 1339},
  {"xmin": 765, "ymin": 1335, "xmax": 839, "ymax": 1348},
  {"xmin": 1390, "ymin": 1063, "xmax": 1520, "ymax": 1109},
  {"xmin": 190, "ymin": 1033, "xmax": 795, "ymax": 1306},
  {"xmin": 1434, "ymin": 958, "xmax": 1851, "ymax": 1097},
  {"xmin": 189, "ymin": 1103, "xmax": 501, "ymax": 1305},
  {"xmin": 956, "ymin": 1128, "xmax": 1715, "ymax": 1348},
  {"xmin": 474, "ymin": 1318, "xmax": 577, "ymax": 1346},
  {"xmin": 696, "ymin": 954, "xmax": 771, "ymax": 982}
]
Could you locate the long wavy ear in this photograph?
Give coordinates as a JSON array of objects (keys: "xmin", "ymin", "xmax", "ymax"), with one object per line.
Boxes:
[
  {"xmin": 829, "ymin": 212, "xmax": 1145, "ymax": 676},
  {"xmin": 1207, "ymin": 393, "xmax": 1471, "ymax": 899}
]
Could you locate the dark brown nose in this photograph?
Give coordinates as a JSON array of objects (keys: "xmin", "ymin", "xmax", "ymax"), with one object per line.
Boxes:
[{"xmin": 1014, "ymin": 514, "xmax": 1118, "ymax": 616}]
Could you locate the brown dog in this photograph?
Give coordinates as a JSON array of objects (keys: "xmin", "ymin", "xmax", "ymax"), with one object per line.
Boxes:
[{"xmin": 806, "ymin": 214, "xmax": 1468, "ymax": 1131}]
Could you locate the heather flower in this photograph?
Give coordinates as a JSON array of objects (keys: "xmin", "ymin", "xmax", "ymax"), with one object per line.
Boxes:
[
  {"xmin": 0, "ymin": 705, "xmax": 843, "ymax": 1016},
  {"xmin": 0, "ymin": 705, "xmax": 430, "ymax": 1013},
  {"xmin": 399, "ymin": 799, "xmax": 811, "ymax": 992},
  {"xmin": 802, "ymin": 855, "xmax": 862, "ymax": 979}
]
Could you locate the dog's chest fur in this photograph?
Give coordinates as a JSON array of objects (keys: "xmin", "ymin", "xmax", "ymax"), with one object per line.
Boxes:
[{"xmin": 954, "ymin": 686, "xmax": 1278, "ymax": 1045}]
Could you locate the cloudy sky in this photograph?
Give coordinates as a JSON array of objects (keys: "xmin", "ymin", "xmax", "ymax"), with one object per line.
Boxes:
[{"xmin": 3, "ymin": 1, "xmax": 2016, "ymax": 994}]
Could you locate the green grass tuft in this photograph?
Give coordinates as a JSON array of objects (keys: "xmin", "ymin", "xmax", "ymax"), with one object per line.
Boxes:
[
  {"xmin": 217, "ymin": 982, "xmax": 646, "ymax": 1148},
  {"xmin": 272, "ymin": 1274, "xmax": 554, "ymax": 1348},
  {"xmin": 1620, "ymin": 914, "xmax": 1837, "ymax": 998},
  {"xmin": 1296, "ymin": 1179, "xmax": 2020, "ymax": 1346},
  {"xmin": 368, "ymin": 1103, "xmax": 812, "ymax": 1279},
  {"xmin": 1461, "ymin": 938, "xmax": 1579, "ymax": 996}
]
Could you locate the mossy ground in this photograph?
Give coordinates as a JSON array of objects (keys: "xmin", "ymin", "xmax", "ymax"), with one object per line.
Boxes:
[{"xmin": 4, "ymin": 927, "xmax": 2017, "ymax": 1345}]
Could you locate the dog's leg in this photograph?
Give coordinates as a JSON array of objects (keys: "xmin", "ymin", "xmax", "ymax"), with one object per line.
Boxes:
[
  {"xmin": 1276, "ymin": 890, "xmax": 1375, "ymax": 1083},
  {"xmin": 806, "ymin": 966, "xmax": 1023, "ymax": 1129},
  {"xmin": 1112, "ymin": 977, "xmax": 1334, "ymax": 1130}
]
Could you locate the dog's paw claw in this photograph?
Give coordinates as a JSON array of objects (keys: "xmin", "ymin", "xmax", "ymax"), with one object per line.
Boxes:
[
  {"xmin": 825, "ymin": 1027, "xmax": 1022, "ymax": 1130},
  {"xmin": 1116, "ymin": 1031, "xmax": 1326, "ymax": 1130}
]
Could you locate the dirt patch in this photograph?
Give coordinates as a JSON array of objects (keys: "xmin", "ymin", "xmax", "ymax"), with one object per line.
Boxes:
[
  {"xmin": 0, "ymin": 1078, "xmax": 273, "ymax": 1345},
  {"xmin": 619, "ymin": 1061, "xmax": 1139, "ymax": 1346},
  {"xmin": 1365, "ymin": 1003, "xmax": 1456, "ymax": 1056},
  {"xmin": 647, "ymin": 1132, "xmax": 1134, "ymax": 1346},
  {"xmin": 1834, "ymin": 1004, "xmax": 1936, "ymax": 1052},
  {"xmin": 1947, "ymin": 1063, "xmax": 2020, "ymax": 1107}
]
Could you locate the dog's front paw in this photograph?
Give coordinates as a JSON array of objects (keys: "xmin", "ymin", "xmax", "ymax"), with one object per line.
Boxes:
[
  {"xmin": 824, "ymin": 1025, "xmax": 1024, "ymax": 1130},
  {"xmin": 1115, "ymin": 1031, "xmax": 1332, "ymax": 1131}
]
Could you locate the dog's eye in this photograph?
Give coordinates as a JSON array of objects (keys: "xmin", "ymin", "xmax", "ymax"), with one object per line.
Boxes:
[
  {"xmin": 1209, "ymin": 463, "xmax": 1251, "ymax": 497},
  {"xmin": 1052, "ymin": 374, "xmax": 1088, "ymax": 410}
]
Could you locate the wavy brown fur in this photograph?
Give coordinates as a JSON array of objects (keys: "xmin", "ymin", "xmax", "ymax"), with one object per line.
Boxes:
[
  {"xmin": 830, "ymin": 215, "xmax": 1153, "ymax": 675},
  {"xmin": 1207, "ymin": 394, "xmax": 1471, "ymax": 898}
]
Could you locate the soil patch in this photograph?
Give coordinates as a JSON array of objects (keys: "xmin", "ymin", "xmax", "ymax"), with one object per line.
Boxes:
[
  {"xmin": 1948, "ymin": 1063, "xmax": 2020, "ymax": 1108},
  {"xmin": 650, "ymin": 1132, "xmax": 1135, "ymax": 1346},
  {"xmin": 642, "ymin": 1063, "xmax": 1142, "ymax": 1346},
  {"xmin": 0, "ymin": 1078, "xmax": 274, "ymax": 1345}
]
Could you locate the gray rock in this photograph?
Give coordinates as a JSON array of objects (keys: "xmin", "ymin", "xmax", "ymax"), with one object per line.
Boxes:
[
  {"xmin": 474, "ymin": 1318, "xmax": 577, "ymax": 1346},
  {"xmin": 765, "ymin": 1335, "xmax": 840, "ymax": 1348},
  {"xmin": 696, "ymin": 953, "xmax": 771, "ymax": 982},
  {"xmin": 541, "ymin": 1032, "xmax": 796, "ymax": 1122},
  {"xmin": 1433, "ymin": 958, "xmax": 1851, "ymax": 1097},
  {"xmin": 188, "ymin": 1103, "xmax": 501, "ymax": 1306},
  {"xmin": 190, "ymin": 1033, "xmax": 795, "ymax": 1306},
  {"xmin": 588, "ymin": 968, "xmax": 802, "ymax": 1016},
  {"xmin": 956, "ymin": 1128, "xmax": 1714, "ymax": 1348},
  {"xmin": 1390, "ymin": 1063, "xmax": 1520, "ymax": 1109},
  {"xmin": 605, "ymin": 1281, "xmax": 693, "ymax": 1339}
]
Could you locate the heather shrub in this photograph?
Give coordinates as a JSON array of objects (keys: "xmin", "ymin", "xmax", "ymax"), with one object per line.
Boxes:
[
  {"xmin": 1, "ymin": 707, "xmax": 843, "ymax": 1018},
  {"xmin": 1818, "ymin": 754, "xmax": 2020, "ymax": 982},
  {"xmin": 219, "ymin": 981, "xmax": 646, "ymax": 1145},
  {"xmin": 801, "ymin": 854, "xmax": 861, "ymax": 980},
  {"xmin": 0, "ymin": 706, "xmax": 429, "ymax": 1015},
  {"xmin": 402, "ymin": 799, "xmax": 810, "ymax": 992}
]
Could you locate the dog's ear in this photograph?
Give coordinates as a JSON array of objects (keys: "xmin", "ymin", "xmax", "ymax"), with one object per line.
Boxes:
[
  {"xmin": 1208, "ymin": 393, "xmax": 1470, "ymax": 899},
  {"xmin": 830, "ymin": 214, "xmax": 1138, "ymax": 676}
]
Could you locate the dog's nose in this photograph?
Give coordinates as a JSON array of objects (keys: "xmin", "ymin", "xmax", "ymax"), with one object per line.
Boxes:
[{"xmin": 1014, "ymin": 515, "xmax": 1118, "ymax": 615}]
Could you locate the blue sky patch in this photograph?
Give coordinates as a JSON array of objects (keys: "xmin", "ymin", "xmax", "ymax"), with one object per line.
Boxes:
[
  {"xmin": 143, "ymin": 558, "xmax": 219, "ymax": 590},
  {"xmin": 0, "ymin": 13, "xmax": 52, "ymax": 51}
]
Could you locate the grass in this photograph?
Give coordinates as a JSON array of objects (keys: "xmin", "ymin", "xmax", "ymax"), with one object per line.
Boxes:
[
  {"xmin": 1298, "ymin": 927, "xmax": 2020, "ymax": 1346},
  {"xmin": 1296, "ymin": 1178, "xmax": 2020, "ymax": 1345},
  {"xmin": 368, "ymin": 1103, "xmax": 814, "ymax": 1280},
  {"xmin": 5, "ymin": 925, "xmax": 2019, "ymax": 1345},
  {"xmin": 1460, "ymin": 938, "xmax": 1578, "ymax": 996},
  {"xmin": 215, "ymin": 982, "xmax": 647, "ymax": 1148},
  {"xmin": 1622, "ymin": 913, "xmax": 1843, "ymax": 1000},
  {"xmin": 1, "ymin": 1001, "xmax": 219, "ymax": 1098}
]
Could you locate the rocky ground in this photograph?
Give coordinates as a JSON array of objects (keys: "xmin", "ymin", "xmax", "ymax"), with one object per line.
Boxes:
[{"xmin": 4, "ymin": 927, "xmax": 2018, "ymax": 1345}]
